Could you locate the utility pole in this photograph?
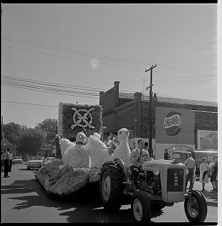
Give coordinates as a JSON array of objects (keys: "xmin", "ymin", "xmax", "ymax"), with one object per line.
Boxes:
[
  {"xmin": 145, "ymin": 64, "xmax": 157, "ymax": 156},
  {"xmin": 142, "ymin": 79, "xmax": 146, "ymax": 100},
  {"xmin": 1, "ymin": 116, "xmax": 4, "ymax": 139}
]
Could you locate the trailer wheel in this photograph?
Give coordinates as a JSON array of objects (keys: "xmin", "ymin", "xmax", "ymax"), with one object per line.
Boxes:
[
  {"xmin": 184, "ymin": 190, "xmax": 207, "ymax": 223},
  {"xmin": 131, "ymin": 191, "xmax": 151, "ymax": 223},
  {"xmin": 100, "ymin": 161, "xmax": 125, "ymax": 212}
]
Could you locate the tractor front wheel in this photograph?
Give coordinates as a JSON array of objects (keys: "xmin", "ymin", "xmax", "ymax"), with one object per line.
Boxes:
[
  {"xmin": 131, "ymin": 191, "xmax": 151, "ymax": 223},
  {"xmin": 184, "ymin": 190, "xmax": 207, "ymax": 223}
]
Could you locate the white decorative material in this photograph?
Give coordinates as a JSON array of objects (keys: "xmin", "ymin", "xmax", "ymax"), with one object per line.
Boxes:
[
  {"xmin": 71, "ymin": 107, "xmax": 95, "ymax": 129},
  {"xmin": 36, "ymin": 128, "xmax": 133, "ymax": 196},
  {"xmin": 111, "ymin": 128, "xmax": 131, "ymax": 167},
  {"xmin": 86, "ymin": 133, "xmax": 111, "ymax": 169},
  {"xmin": 61, "ymin": 134, "xmax": 91, "ymax": 168},
  {"xmin": 35, "ymin": 161, "xmax": 91, "ymax": 195},
  {"xmin": 92, "ymin": 132, "xmax": 101, "ymax": 140},
  {"xmin": 60, "ymin": 138, "xmax": 75, "ymax": 160}
]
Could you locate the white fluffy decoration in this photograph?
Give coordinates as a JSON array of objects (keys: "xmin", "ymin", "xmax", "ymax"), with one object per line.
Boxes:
[
  {"xmin": 86, "ymin": 133, "xmax": 112, "ymax": 169},
  {"xmin": 60, "ymin": 138, "xmax": 75, "ymax": 160},
  {"xmin": 111, "ymin": 128, "xmax": 131, "ymax": 167},
  {"xmin": 61, "ymin": 138, "xmax": 91, "ymax": 168},
  {"xmin": 92, "ymin": 132, "xmax": 101, "ymax": 140}
]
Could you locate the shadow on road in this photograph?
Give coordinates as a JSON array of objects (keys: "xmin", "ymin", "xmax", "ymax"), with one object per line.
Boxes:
[
  {"xmin": 202, "ymin": 190, "xmax": 218, "ymax": 207},
  {"xmin": 2, "ymin": 177, "xmax": 164, "ymax": 223},
  {"xmin": 1, "ymin": 179, "xmax": 41, "ymax": 195},
  {"xmin": 59, "ymin": 206, "xmax": 134, "ymax": 223}
]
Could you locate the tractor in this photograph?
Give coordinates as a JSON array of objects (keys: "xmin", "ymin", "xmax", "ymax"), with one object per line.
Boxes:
[{"xmin": 99, "ymin": 157, "xmax": 208, "ymax": 223}]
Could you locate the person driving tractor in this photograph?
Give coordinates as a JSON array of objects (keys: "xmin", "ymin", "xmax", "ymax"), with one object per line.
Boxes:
[{"xmin": 129, "ymin": 139, "xmax": 153, "ymax": 188}]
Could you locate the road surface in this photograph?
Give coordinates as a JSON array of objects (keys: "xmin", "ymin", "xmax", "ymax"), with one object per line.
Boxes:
[{"xmin": 1, "ymin": 163, "xmax": 218, "ymax": 223}]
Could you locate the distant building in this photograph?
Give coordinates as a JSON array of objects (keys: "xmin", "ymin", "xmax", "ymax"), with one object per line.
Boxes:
[{"xmin": 99, "ymin": 81, "xmax": 217, "ymax": 158}]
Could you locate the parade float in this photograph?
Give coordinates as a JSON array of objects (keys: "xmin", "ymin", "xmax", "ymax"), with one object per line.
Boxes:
[{"xmin": 35, "ymin": 102, "xmax": 131, "ymax": 196}]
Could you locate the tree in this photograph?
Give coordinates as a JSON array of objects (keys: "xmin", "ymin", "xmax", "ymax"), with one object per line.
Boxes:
[
  {"xmin": 35, "ymin": 118, "xmax": 58, "ymax": 143},
  {"xmin": 2, "ymin": 122, "xmax": 23, "ymax": 147},
  {"xmin": 16, "ymin": 128, "xmax": 45, "ymax": 157}
]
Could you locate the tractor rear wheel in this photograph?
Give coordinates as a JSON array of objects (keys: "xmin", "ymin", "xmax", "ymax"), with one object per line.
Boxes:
[{"xmin": 100, "ymin": 161, "xmax": 125, "ymax": 212}]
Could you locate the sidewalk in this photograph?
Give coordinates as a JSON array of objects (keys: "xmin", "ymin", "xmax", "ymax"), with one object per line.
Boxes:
[{"xmin": 192, "ymin": 180, "xmax": 218, "ymax": 205}]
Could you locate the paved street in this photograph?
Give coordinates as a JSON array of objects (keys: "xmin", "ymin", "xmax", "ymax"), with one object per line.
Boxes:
[{"xmin": 1, "ymin": 163, "xmax": 218, "ymax": 224}]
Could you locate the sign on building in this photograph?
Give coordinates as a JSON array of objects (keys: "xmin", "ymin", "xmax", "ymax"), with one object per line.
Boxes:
[
  {"xmin": 155, "ymin": 106, "xmax": 195, "ymax": 159},
  {"xmin": 197, "ymin": 130, "xmax": 217, "ymax": 150}
]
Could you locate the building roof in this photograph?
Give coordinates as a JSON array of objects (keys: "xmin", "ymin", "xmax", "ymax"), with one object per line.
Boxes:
[{"xmin": 119, "ymin": 92, "xmax": 217, "ymax": 107}]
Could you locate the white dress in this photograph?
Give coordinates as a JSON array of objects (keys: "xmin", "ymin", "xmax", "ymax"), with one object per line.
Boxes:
[{"xmin": 199, "ymin": 162, "xmax": 209, "ymax": 183}]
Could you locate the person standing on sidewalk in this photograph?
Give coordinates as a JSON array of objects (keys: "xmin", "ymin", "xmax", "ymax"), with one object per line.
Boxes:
[
  {"xmin": 184, "ymin": 152, "xmax": 196, "ymax": 192},
  {"xmin": 199, "ymin": 157, "xmax": 210, "ymax": 191},
  {"xmin": 8, "ymin": 152, "xmax": 13, "ymax": 172},
  {"xmin": 210, "ymin": 156, "xmax": 218, "ymax": 192},
  {"xmin": 1, "ymin": 149, "xmax": 10, "ymax": 177}
]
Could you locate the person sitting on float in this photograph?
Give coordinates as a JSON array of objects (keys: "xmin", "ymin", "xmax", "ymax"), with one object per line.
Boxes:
[
  {"xmin": 108, "ymin": 131, "xmax": 119, "ymax": 155},
  {"xmin": 129, "ymin": 139, "xmax": 153, "ymax": 188}
]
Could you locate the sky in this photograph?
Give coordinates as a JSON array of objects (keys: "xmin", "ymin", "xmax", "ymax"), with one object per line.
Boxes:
[{"xmin": 1, "ymin": 3, "xmax": 219, "ymax": 128}]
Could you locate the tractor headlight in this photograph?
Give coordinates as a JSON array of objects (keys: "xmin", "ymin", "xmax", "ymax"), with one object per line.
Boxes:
[{"xmin": 154, "ymin": 169, "xmax": 160, "ymax": 175}]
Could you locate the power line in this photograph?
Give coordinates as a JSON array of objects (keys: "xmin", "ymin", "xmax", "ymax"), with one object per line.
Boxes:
[
  {"xmin": 1, "ymin": 100, "xmax": 58, "ymax": 108},
  {"xmin": 2, "ymin": 44, "xmax": 143, "ymax": 71},
  {"xmin": 2, "ymin": 82, "xmax": 100, "ymax": 98},
  {"xmin": 155, "ymin": 70, "xmax": 209, "ymax": 83},
  {"xmin": 2, "ymin": 35, "xmax": 211, "ymax": 78},
  {"xmin": 83, "ymin": 5, "xmax": 204, "ymax": 48},
  {"xmin": 2, "ymin": 35, "xmax": 148, "ymax": 66},
  {"xmin": 2, "ymin": 80, "xmax": 99, "ymax": 96},
  {"xmin": 2, "ymin": 81, "xmax": 100, "ymax": 99},
  {"xmin": 2, "ymin": 77, "xmax": 100, "ymax": 96},
  {"xmin": 2, "ymin": 74, "xmax": 133, "ymax": 96},
  {"xmin": 3, "ymin": 44, "xmax": 211, "ymax": 83},
  {"xmin": 2, "ymin": 74, "xmax": 105, "ymax": 92}
]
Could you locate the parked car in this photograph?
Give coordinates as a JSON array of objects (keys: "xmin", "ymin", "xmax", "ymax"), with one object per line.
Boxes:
[
  {"xmin": 167, "ymin": 145, "xmax": 195, "ymax": 162},
  {"xmin": 12, "ymin": 158, "xmax": 23, "ymax": 164},
  {"xmin": 43, "ymin": 156, "xmax": 56, "ymax": 165},
  {"xmin": 167, "ymin": 146, "xmax": 218, "ymax": 178},
  {"xmin": 168, "ymin": 150, "xmax": 192, "ymax": 164},
  {"xmin": 25, "ymin": 159, "xmax": 43, "ymax": 170}
]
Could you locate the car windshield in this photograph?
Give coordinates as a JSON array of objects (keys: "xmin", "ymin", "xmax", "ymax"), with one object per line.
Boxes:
[
  {"xmin": 167, "ymin": 145, "xmax": 194, "ymax": 153},
  {"xmin": 172, "ymin": 153, "xmax": 180, "ymax": 158}
]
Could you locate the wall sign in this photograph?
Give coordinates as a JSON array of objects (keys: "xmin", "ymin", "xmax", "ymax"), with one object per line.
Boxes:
[
  {"xmin": 163, "ymin": 111, "xmax": 183, "ymax": 136},
  {"xmin": 155, "ymin": 106, "xmax": 194, "ymax": 145}
]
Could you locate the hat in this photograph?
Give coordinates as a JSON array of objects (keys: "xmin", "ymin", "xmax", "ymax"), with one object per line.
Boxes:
[{"xmin": 76, "ymin": 132, "xmax": 87, "ymax": 143}]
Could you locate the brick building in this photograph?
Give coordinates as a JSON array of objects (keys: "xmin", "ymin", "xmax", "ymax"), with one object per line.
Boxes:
[{"xmin": 99, "ymin": 81, "xmax": 217, "ymax": 157}]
